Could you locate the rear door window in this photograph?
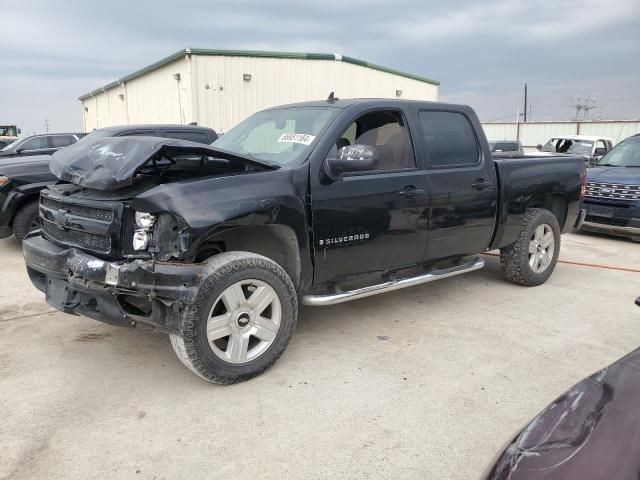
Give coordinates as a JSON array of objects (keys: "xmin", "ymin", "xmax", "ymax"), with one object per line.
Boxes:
[
  {"xmin": 418, "ymin": 111, "xmax": 480, "ymax": 168},
  {"xmin": 50, "ymin": 135, "xmax": 76, "ymax": 148}
]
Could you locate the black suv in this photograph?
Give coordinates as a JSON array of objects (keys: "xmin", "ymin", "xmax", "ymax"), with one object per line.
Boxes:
[
  {"xmin": 0, "ymin": 133, "xmax": 86, "ymax": 158},
  {"xmin": 0, "ymin": 124, "xmax": 217, "ymax": 243}
]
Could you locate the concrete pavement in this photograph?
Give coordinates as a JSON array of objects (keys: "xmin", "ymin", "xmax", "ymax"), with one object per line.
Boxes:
[{"xmin": 1, "ymin": 231, "xmax": 639, "ymax": 480}]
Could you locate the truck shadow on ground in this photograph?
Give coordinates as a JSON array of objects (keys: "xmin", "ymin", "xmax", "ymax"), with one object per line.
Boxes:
[{"xmin": 51, "ymin": 261, "xmax": 505, "ymax": 387}]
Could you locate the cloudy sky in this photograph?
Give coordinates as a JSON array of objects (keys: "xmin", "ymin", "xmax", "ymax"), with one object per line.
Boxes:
[{"xmin": 2, "ymin": 0, "xmax": 640, "ymax": 136}]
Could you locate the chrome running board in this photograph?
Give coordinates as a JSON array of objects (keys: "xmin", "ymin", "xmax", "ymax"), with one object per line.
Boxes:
[{"xmin": 301, "ymin": 256, "xmax": 485, "ymax": 306}]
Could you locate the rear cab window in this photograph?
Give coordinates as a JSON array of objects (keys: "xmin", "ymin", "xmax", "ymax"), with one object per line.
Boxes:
[
  {"xmin": 163, "ymin": 130, "xmax": 210, "ymax": 144},
  {"xmin": 121, "ymin": 130, "xmax": 158, "ymax": 137},
  {"xmin": 494, "ymin": 142, "xmax": 519, "ymax": 152}
]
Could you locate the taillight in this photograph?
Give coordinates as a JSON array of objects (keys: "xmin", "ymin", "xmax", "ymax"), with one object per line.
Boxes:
[{"xmin": 581, "ymin": 171, "xmax": 587, "ymax": 198}]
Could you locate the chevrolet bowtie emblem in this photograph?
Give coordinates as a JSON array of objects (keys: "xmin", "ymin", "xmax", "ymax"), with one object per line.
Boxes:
[{"xmin": 53, "ymin": 209, "xmax": 69, "ymax": 230}]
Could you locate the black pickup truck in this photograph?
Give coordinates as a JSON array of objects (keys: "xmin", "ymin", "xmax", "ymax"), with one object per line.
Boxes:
[{"xmin": 22, "ymin": 99, "xmax": 586, "ymax": 384}]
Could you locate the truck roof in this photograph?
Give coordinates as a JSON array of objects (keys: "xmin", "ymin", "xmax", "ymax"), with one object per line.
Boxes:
[
  {"xmin": 94, "ymin": 124, "xmax": 215, "ymax": 133},
  {"xmin": 267, "ymin": 98, "xmax": 471, "ymax": 111}
]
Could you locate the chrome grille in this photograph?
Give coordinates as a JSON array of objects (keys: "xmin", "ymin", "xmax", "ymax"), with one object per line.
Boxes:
[
  {"xmin": 39, "ymin": 192, "xmax": 117, "ymax": 254},
  {"xmin": 41, "ymin": 219, "xmax": 111, "ymax": 253},
  {"xmin": 40, "ymin": 195, "xmax": 114, "ymax": 222},
  {"xmin": 585, "ymin": 182, "xmax": 640, "ymax": 201}
]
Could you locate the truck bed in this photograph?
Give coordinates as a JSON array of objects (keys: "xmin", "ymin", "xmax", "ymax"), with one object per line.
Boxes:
[{"xmin": 491, "ymin": 154, "xmax": 585, "ymax": 249}]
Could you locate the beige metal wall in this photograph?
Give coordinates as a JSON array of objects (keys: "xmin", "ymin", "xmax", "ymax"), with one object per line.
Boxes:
[
  {"xmin": 82, "ymin": 57, "xmax": 191, "ymax": 131},
  {"xmin": 82, "ymin": 54, "xmax": 437, "ymax": 133},
  {"xmin": 191, "ymin": 55, "xmax": 438, "ymax": 132},
  {"xmin": 482, "ymin": 121, "xmax": 640, "ymax": 150}
]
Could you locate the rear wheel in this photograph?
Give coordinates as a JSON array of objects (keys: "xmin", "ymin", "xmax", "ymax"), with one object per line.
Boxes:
[
  {"xmin": 13, "ymin": 200, "xmax": 40, "ymax": 245},
  {"xmin": 170, "ymin": 252, "xmax": 298, "ymax": 384},
  {"xmin": 500, "ymin": 208, "xmax": 561, "ymax": 286}
]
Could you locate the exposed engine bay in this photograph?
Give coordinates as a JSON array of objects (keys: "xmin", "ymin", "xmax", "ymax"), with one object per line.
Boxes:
[{"xmin": 49, "ymin": 136, "xmax": 278, "ymax": 190}]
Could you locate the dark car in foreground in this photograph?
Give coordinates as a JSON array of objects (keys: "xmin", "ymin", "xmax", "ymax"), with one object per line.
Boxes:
[
  {"xmin": 581, "ymin": 134, "xmax": 640, "ymax": 242},
  {"xmin": 22, "ymin": 98, "xmax": 585, "ymax": 384},
  {"xmin": 0, "ymin": 124, "xmax": 217, "ymax": 243},
  {"xmin": 484, "ymin": 299, "xmax": 640, "ymax": 480},
  {"xmin": 0, "ymin": 133, "xmax": 86, "ymax": 158}
]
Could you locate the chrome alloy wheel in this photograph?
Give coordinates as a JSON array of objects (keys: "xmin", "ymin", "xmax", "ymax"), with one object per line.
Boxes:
[
  {"xmin": 206, "ymin": 279, "xmax": 282, "ymax": 364},
  {"xmin": 528, "ymin": 224, "xmax": 555, "ymax": 274}
]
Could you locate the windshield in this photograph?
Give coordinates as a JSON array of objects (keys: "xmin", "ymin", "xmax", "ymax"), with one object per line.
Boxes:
[
  {"xmin": 598, "ymin": 137, "xmax": 640, "ymax": 167},
  {"xmin": 212, "ymin": 107, "xmax": 338, "ymax": 166},
  {"xmin": 73, "ymin": 129, "xmax": 117, "ymax": 146},
  {"xmin": 542, "ymin": 138, "xmax": 593, "ymax": 156},
  {"xmin": 0, "ymin": 126, "xmax": 17, "ymax": 137}
]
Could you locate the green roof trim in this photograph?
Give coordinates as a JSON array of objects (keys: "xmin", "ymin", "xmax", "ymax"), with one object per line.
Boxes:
[{"xmin": 79, "ymin": 48, "xmax": 439, "ymax": 100}]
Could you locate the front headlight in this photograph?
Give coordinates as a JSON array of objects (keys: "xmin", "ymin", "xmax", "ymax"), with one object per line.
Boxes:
[
  {"xmin": 132, "ymin": 230, "xmax": 149, "ymax": 251},
  {"xmin": 132, "ymin": 211, "xmax": 156, "ymax": 251},
  {"xmin": 0, "ymin": 175, "xmax": 9, "ymax": 187},
  {"xmin": 135, "ymin": 211, "xmax": 156, "ymax": 229}
]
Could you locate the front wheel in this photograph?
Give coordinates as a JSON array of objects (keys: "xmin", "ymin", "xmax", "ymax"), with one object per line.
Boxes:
[
  {"xmin": 170, "ymin": 252, "xmax": 298, "ymax": 384},
  {"xmin": 500, "ymin": 208, "xmax": 561, "ymax": 286}
]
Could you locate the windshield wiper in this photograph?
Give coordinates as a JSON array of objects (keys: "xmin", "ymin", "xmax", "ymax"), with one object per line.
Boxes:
[{"xmin": 597, "ymin": 163, "xmax": 620, "ymax": 167}]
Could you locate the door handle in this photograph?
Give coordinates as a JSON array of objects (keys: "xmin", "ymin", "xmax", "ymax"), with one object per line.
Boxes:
[
  {"xmin": 471, "ymin": 178, "xmax": 490, "ymax": 190},
  {"xmin": 398, "ymin": 186, "xmax": 425, "ymax": 198}
]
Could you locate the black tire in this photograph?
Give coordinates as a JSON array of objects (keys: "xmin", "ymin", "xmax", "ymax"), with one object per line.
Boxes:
[
  {"xmin": 170, "ymin": 252, "xmax": 298, "ymax": 384},
  {"xmin": 13, "ymin": 200, "xmax": 40, "ymax": 245},
  {"xmin": 500, "ymin": 208, "xmax": 561, "ymax": 286}
]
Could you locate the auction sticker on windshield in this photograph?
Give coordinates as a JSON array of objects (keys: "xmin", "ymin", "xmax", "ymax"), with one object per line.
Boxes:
[{"xmin": 277, "ymin": 133, "xmax": 316, "ymax": 145}]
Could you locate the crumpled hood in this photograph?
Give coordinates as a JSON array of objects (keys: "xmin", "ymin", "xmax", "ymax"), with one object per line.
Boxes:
[
  {"xmin": 587, "ymin": 166, "xmax": 640, "ymax": 184},
  {"xmin": 49, "ymin": 136, "xmax": 277, "ymax": 190}
]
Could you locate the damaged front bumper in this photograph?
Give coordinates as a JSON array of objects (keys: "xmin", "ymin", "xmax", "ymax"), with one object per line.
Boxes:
[{"xmin": 22, "ymin": 232, "xmax": 205, "ymax": 334}]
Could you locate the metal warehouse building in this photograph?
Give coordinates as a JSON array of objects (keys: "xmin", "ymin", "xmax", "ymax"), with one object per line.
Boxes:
[{"xmin": 79, "ymin": 48, "xmax": 439, "ymax": 133}]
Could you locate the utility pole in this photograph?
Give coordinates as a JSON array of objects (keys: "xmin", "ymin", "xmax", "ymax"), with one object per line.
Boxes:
[
  {"xmin": 43, "ymin": 117, "xmax": 51, "ymax": 133},
  {"xmin": 571, "ymin": 95, "xmax": 597, "ymax": 120},
  {"xmin": 583, "ymin": 97, "xmax": 596, "ymax": 120},
  {"xmin": 523, "ymin": 84, "xmax": 528, "ymax": 122},
  {"xmin": 573, "ymin": 96, "xmax": 583, "ymax": 120}
]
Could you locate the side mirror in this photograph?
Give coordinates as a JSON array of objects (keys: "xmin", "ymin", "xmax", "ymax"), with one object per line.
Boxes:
[
  {"xmin": 324, "ymin": 144, "xmax": 379, "ymax": 181},
  {"xmin": 536, "ymin": 144, "xmax": 542, "ymax": 151},
  {"xmin": 15, "ymin": 147, "xmax": 24, "ymax": 153}
]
